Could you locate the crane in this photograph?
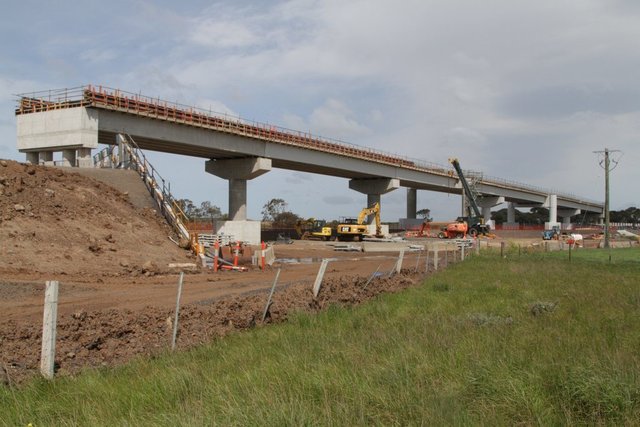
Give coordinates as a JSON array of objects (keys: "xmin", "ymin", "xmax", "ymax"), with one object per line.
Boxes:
[{"xmin": 447, "ymin": 158, "xmax": 490, "ymax": 237}]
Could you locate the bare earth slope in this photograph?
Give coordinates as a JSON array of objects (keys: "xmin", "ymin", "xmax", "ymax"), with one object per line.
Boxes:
[
  {"xmin": 0, "ymin": 160, "xmax": 192, "ymax": 277},
  {"xmin": 0, "ymin": 158, "xmax": 432, "ymax": 385}
]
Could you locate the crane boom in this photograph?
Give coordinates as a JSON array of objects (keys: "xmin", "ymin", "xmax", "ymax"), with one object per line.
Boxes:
[{"xmin": 449, "ymin": 158, "xmax": 483, "ymax": 219}]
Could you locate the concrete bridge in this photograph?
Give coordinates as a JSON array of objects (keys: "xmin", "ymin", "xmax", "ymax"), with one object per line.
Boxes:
[{"xmin": 15, "ymin": 85, "xmax": 603, "ymax": 239}]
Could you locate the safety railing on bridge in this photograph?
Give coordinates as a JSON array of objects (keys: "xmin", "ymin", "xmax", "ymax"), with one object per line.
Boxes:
[
  {"xmin": 111, "ymin": 134, "xmax": 191, "ymax": 242},
  {"xmin": 15, "ymin": 85, "xmax": 602, "ymax": 206}
]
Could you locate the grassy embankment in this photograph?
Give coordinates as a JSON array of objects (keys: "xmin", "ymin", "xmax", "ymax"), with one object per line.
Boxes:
[{"xmin": 2, "ymin": 247, "xmax": 639, "ymax": 425}]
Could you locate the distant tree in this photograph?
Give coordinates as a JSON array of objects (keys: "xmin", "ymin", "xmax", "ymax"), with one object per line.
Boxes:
[
  {"xmin": 175, "ymin": 199, "xmax": 223, "ymax": 219},
  {"xmin": 273, "ymin": 211, "xmax": 301, "ymax": 228},
  {"xmin": 610, "ymin": 207, "xmax": 639, "ymax": 225},
  {"xmin": 491, "ymin": 208, "xmax": 507, "ymax": 224},
  {"xmin": 176, "ymin": 199, "xmax": 196, "ymax": 217},
  {"xmin": 197, "ymin": 201, "xmax": 223, "ymax": 218},
  {"xmin": 261, "ymin": 198, "xmax": 288, "ymax": 221},
  {"xmin": 491, "ymin": 207, "xmax": 549, "ymax": 225},
  {"xmin": 416, "ymin": 208, "xmax": 432, "ymax": 221}
]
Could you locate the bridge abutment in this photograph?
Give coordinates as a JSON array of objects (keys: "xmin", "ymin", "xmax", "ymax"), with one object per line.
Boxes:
[{"xmin": 349, "ymin": 178, "xmax": 399, "ymax": 222}]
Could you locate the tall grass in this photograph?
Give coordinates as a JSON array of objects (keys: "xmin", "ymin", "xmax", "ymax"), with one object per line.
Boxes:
[{"xmin": 2, "ymin": 249, "xmax": 639, "ymax": 425}]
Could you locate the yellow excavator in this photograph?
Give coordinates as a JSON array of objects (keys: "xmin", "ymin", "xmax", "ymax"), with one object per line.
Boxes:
[
  {"xmin": 336, "ymin": 202, "xmax": 383, "ymax": 241},
  {"xmin": 295, "ymin": 218, "xmax": 334, "ymax": 241}
]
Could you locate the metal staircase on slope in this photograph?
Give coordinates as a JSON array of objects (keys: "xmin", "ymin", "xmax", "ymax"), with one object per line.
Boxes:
[{"xmin": 93, "ymin": 135, "xmax": 190, "ymax": 243}]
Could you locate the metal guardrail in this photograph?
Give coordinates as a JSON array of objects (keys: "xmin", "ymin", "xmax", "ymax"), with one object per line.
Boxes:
[{"xmin": 15, "ymin": 85, "xmax": 602, "ymax": 207}]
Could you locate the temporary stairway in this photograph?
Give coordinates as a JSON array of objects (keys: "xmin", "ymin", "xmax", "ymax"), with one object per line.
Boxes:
[{"xmin": 93, "ymin": 134, "xmax": 190, "ymax": 243}]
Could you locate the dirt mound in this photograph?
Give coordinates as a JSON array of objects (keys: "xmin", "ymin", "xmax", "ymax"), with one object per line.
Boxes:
[{"xmin": 0, "ymin": 159, "xmax": 192, "ymax": 277}]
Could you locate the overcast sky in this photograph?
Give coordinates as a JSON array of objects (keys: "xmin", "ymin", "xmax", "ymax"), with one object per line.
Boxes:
[{"xmin": 1, "ymin": 0, "xmax": 638, "ymax": 221}]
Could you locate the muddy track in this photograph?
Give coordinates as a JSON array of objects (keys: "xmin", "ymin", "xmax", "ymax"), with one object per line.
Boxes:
[{"xmin": 1, "ymin": 270, "xmax": 426, "ymax": 385}]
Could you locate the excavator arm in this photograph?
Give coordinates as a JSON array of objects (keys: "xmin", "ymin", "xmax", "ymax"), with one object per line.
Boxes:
[{"xmin": 357, "ymin": 202, "xmax": 382, "ymax": 237}]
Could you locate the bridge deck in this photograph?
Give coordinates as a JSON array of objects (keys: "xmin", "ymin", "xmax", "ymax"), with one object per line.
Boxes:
[{"xmin": 15, "ymin": 85, "xmax": 601, "ymax": 209}]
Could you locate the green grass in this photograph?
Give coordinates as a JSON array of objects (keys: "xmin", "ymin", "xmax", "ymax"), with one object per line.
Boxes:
[{"xmin": 2, "ymin": 249, "xmax": 640, "ymax": 425}]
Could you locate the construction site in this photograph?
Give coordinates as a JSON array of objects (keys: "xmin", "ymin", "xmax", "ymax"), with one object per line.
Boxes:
[{"xmin": 1, "ymin": 86, "xmax": 630, "ymax": 385}]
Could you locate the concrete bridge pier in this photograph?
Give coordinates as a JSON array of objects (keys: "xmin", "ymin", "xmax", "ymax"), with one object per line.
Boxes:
[
  {"xmin": 544, "ymin": 194, "xmax": 561, "ymax": 230},
  {"xmin": 505, "ymin": 202, "xmax": 518, "ymax": 228},
  {"xmin": 205, "ymin": 157, "xmax": 271, "ymax": 244},
  {"xmin": 406, "ymin": 188, "xmax": 417, "ymax": 219},
  {"xmin": 477, "ymin": 196, "xmax": 504, "ymax": 229},
  {"xmin": 348, "ymin": 178, "xmax": 399, "ymax": 223},
  {"xmin": 559, "ymin": 209, "xmax": 580, "ymax": 229}
]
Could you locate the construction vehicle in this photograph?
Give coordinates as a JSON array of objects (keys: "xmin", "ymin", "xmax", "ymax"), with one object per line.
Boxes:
[
  {"xmin": 440, "ymin": 158, "xmax": 491, "ymax": 239},
  {"xmin": 336, "ymin": 202, "xmax": 383, "ymax": 241},
  {"xmin": 437, "ymin": 218, "xmax": 470, "ymax": 239},
  {"xmin": 295, "ymin": 218, "xmax": 334, "ymax": 241},
  {"xmin": 542, "ymin": 226, "xmax": 560, "ymax": 240}
]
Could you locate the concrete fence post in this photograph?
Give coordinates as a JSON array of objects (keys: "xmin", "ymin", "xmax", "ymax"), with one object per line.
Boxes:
[
  {"xmin": 313, "ymin": 259, "xmax": 331, "ymax": 297},
  {"xmin": 434, "ymin": 248, "xmax": 439, "ymax": 271},
  {"xmin": 262, "ymin": 268, "xmax": 281, "ymax": 321},
  {"xmin": 171, "ymin": 272, "xmax": 184, "ymax": 351},
  {"xmin": 396, "ymin": 249, "xmax": 405, "ymax": 274},
  {"xmin": 41, "ymin": 280, "xmax": 59, "ymax": 379}
]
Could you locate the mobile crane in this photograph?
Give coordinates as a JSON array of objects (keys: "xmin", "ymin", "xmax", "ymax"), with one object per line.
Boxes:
[{"xmin": 439, "ymin": 158, "xmax": 490, "ymax": 238}]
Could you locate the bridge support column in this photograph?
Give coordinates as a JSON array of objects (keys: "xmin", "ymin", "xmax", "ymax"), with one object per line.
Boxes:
[
  {"xmin": 25, "ymin": 151, "xmax": 39, "ymax": 165},
  {"xmin": 558, "ymin": 209, "xmax": 580, "ymax": 230},
  {"xmin": 77, "ymin": 148, "xmax": 92, "ymax": 168},
  {"xmin": 61, "ymin": 149, "xmax": 76, "ymax": 167},
  {"xmin": 39, "ymin": 151, "xmax": 54, "ymax": 166},
  {"xmin": 507, "ymin": 202, "xmax": 516, "ymax": 223},
  {"xmin": 349, "ymin": 178, "xmax": 400, "ymax": 223},
  {"xmin": 406, "ymin": 188, "xmax": 417, "ymax": 219},
  {"xmin": 544, "ymin": 194, "xmax": 561, "ymax": 230},
  {"xmin": 477, "ymin": 196, "xmax": 504, "ymax": 230},
  {"xmin": 205, "ymin": 157, "xmax": 272, "ymax": 221}
]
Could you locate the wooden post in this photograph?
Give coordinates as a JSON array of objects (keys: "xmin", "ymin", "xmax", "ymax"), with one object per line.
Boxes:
[
  {"xmin": 461, "ymin": 243, "xmax": 465, "ymax": 261},
  {"xmin": 568, "ymin": 242, "xmax": 572, "ymax": 262},
  {"xmin": 500, "ymin": 241, "xmax": 505, "ymax": 258},
  {"xmin": 313, "ymin": 259, "xmax": 331, "ymax": 297},
  {"xmin": 475, "ymin": 237, "xmax": 480, "ymax": 255},
  {"xmin": 171, "ymin": 272, "xmax": 184, "ymax": 351},
  {"xmin": 41, "ymin": 280, "xmax": 59, "ymax": 379},
  {"xmin": 262, "ymin": 268, "xmax": 281, "ymax": 321}
]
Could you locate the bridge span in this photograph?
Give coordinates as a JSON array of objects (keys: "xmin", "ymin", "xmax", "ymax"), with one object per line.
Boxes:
[{"xmin": 15, "ymin": 85, "xmax": 603, "ymax": 240}]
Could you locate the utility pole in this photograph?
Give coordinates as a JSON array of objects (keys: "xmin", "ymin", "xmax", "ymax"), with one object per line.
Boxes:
[{"xmin": 594, "ymin": 148, "xmax": 621, "ymax": 249}]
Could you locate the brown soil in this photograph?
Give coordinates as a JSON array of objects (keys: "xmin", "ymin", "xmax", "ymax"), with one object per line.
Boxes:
[{"xmin": 0, "ymin": 160, "xmax": 438, "ymax": 385}]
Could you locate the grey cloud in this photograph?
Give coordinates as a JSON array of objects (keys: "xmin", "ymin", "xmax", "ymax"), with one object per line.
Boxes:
[{"xmin": 500, "ymin": 85, "xmax": 640, "ymax": 119}]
